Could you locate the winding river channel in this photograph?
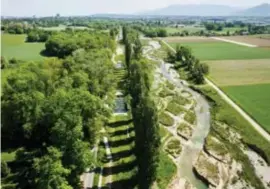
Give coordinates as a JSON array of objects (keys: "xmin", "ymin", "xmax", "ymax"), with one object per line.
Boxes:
[{"xmin": 146, "ymin": 41, "xmax": 211, "ymax": 189}]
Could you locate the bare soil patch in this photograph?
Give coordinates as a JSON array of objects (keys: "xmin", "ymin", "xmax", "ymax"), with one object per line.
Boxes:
[{"xmin": 219, "ymin": 36, "xmax": 270, "ymax": 47}]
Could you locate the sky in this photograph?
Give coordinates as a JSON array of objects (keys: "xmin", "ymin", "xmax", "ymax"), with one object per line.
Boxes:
[{"xmin": 1, "ymin": 0, "xmax": 270, "ymax": 17}]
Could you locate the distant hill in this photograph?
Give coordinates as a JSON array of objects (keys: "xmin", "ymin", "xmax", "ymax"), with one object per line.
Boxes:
[
  {"xmin": 139, "ymin": 4, "xmax": 241, "ymax": 16},
  {"xmin": 236, "ymin": 3, "xmax": 270, "ymax": 16},
  {"xmin": 139, "ymin": 3, "xmax": 270, "ymax": 16}
]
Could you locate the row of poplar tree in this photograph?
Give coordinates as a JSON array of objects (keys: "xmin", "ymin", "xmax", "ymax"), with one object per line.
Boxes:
[{"xmin": 122, "ymin": 26, "xmax": 161, "ymax": 189}]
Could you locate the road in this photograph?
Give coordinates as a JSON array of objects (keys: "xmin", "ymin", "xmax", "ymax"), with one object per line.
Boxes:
[{"xmin": 161, "ymin": 39, "xmax": 270, "ymax": 142}]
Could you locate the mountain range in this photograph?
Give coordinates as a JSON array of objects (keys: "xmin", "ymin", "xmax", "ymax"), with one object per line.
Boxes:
[{"xmin": 139, "ymin": 3, "xmax": 270, "ymax": 16}]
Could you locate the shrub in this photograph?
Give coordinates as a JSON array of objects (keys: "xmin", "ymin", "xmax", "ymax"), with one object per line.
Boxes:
[
  {"xmin": 159, "ymin": 112, "xmax": 174, "ymax": 126},
  {"xmin": 166, "ymin": 102, "xmax": 186, "ymax": 116},
  {"xmin": 184, "ymin": 111, "xmax": 196, "ymax": 124}
]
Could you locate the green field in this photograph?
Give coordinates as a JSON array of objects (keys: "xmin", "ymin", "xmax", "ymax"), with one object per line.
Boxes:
[
  {"xmin": 223, "ymin": 83, "xmax": 270, "ymax": 133},
  {"xmin": 169, "ymin": 41, "xmax": 270, "ymax": 60},
  {"xmin": 165, "ymin": 26, "xmax": 205, "ymax": 34},
  {"xmin": 1, "ymin": 34, "xmax": 45, "ymax": 61}
]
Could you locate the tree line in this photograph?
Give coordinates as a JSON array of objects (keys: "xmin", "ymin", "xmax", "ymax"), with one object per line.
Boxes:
[
  {"xmin": 167, "ymin": 45, "xmax": 209, "ymax": 84},
  {"xmin": 1, "ymin": 31, "xmax": 116, "ymax": 189},
  {"xmin": 123, "ymin": 26, "xmax": 161, "ymax": 189}
]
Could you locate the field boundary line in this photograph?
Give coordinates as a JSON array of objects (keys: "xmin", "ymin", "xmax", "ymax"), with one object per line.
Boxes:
[
  {"xmin": 160, "ymin": 39, "xmax": 270, "ymax": 142},
  {"xmin": 211, "ymin": 37, "xmax": 257, "ymax": 48}
]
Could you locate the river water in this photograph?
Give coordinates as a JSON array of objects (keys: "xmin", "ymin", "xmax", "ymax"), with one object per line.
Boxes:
[{"xmin": 146, "ymin": 41, "xmax": 211, "ymax": 189}]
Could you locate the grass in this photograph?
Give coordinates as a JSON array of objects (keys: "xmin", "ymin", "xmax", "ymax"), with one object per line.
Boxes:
[
  {"xmin": 115, "ymin": 54, "xmax": 125, "ymax": 63},
  {"xmin": 1, "ymin": 34, "xmax": 45, "ymax": 61},
  {"xmin": 205, "ymin": 135, "xmax": 228, "ymax": 156},
  {"xmin": 171, "ymin": 94, "xmax": 191, "ymax": 106},
  {"xmin": 166, "ymin": 81, "xmax": 175, "ymax": 91},
  {"xmin": 159, "ymin": 88, "xmax": 175, "ymax": 98},
  {"xmin": 195, "ymin": 85, "xmax": 270, "ymax": 189},
  {"xmin": 169, "ymin": 41, "xmax": 270, "ymax": 60},
  {"xmin": 165, "ymin": 138, "xmax": 182, "ymax": 158},
  {"xmin": 166, "ymin": 102, "xmax": 186, "ymax": 116},
  {"xmin": 184, "ymin": 110, "xmax": 196, "ymax": 125},
  {"xmin": 159, "ymin": 125, "xmax": 169, "ymax": 139},
  {"xmin": 156, "ymin": 151, "xmax": 177, "ymax": 189},
  {"xmin": 159, "ymin": 112, "xmax": 174, "ymax": 126},
  {"xmin": 223, "ymin": 83, "xmax": 270, "ymax": 133},
  {"xmin": 177, "ymin": 122, "xmax": 192, "ymax": 139},
  {"xmin": 206, "ymin": 59, "xmax": 270, "ymax": 86}
]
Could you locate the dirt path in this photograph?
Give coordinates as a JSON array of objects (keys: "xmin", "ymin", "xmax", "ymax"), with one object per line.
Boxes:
[
  {"xmin": 161, "ymin": 39, "xmax": 270, "ymax": 143},
  {"xmin": 211, "ymin": 37, "xmax": 257, "ymax": 47}
]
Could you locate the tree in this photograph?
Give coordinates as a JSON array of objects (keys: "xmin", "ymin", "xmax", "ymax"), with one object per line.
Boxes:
[
  {"xmin": 1, "ymin": 161, "xmax": 11, "ymax": 178},
  {"xmin": 1, "ymin": 56, "xmax": 8, "ymax": 69},
  {"xmin": 205, "ymin": 23, "xmax": 215, "ymax": 31},
  {"xmin": 27, "ymin": 31, "xmax": 39, "ymax": 42},
  {"xmin": 133, "ymin": 38, "xmax": 142, "ymax": 59},
  {"xmin": 33, "ymin": 147, "xmax": 72, "ymax": 189},
  {"xmin": 125, "ymin": 40, "xmax": 132, "ymax": 71}
]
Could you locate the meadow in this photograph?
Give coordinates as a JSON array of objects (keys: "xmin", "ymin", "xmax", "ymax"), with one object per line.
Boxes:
[
  {"xmin": 169, "ymin": 41, "xmax": 270, "ymax": 60},
  {"xmin": 223, "ymin": 83, "xmax": 270, "ymax": 133},
  {"xmin": 1, "ymin": 34, "xmax": 45, "ymax": 61}
]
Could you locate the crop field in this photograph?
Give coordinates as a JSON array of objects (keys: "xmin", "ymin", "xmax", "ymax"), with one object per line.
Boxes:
[
  {"xmin": 205, "ymin": 58, "xmax": 270, "ymax": 133},
  {"xmin": 168, "ymin": 41, "xmax": 270, "ymax": 60},
  {"xmin": 218, "ymin": 36, "xmax": 270, "ymax": 47},
  {"xmin": 223, "ymin": 83, "xmax": 270, "ymax": 133},
  {"xmin": 1, "ymin": 34, "xmax": 45, "ymax": 61},
  {"xmin": 254, "ymin": 34, "xmax": 270, "ymax": 40},
  {"xmin": 206, "ymin": 59, "xmax": 270, "ymax": 86},
  {"xmin": 164, "ymin": 36, "xmax": 213, "ymax": 43}
]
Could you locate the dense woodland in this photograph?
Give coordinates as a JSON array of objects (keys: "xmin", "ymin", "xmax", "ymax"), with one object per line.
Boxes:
[{"xmin": 1, "ymin": 30, "xmax": 116, "ymax": 189}]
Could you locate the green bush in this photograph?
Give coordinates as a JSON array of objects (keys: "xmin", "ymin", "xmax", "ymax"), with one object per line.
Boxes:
[
  {"xmin": 1, "ymin": 161, "xmax": 10, "ymax": 178},
  {"xmin": 165, "ymin": 138, "xmax": 182, "ymax": 158},
  {"xmin": 156, "ymin": 152, "xmax": 177, "ymax": 189},
  {"xmin": 166, "ymin": 81, "xmax": 175, "ymax": 91},
  {"xmin": 177, "ymin": 122, "xmax": 192, "ymax": 138},
  {"xmin": 159, "ymin": 88, "xmax": 174, "ymax": 98},
  {"xmin": 184, "ymin": 111, "xmax": 196, "ymax": 124},
  {"xmin": 159, "ymin": 112, "xmax": 174, "ymax": 126},
  {"xmin": 166, "ymin": 102, "xmax": 186, "ymax": 116},
  {"xmin": 171, "ymin": 95, "xmax": 191, "ymax": 106}
]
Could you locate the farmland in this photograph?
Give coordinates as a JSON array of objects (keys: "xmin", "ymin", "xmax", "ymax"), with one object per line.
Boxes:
[
  {"xmin": 168, "ymin": 40, "xmax": 270, "ymax": 60},
  {"xmin": 223, "ymin": 84, "xmax": 270, "ymax": 133},
  {"xmin": 206, "ymin": 59, "xmax": 270, "ymax": 86},
  {"xmin": 217, "ymin": 36, "xmax": 270, "ymax": 47},
  {"xmin": 1, "ymin": 34, "xmax": 45, "ymax": 61}
]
